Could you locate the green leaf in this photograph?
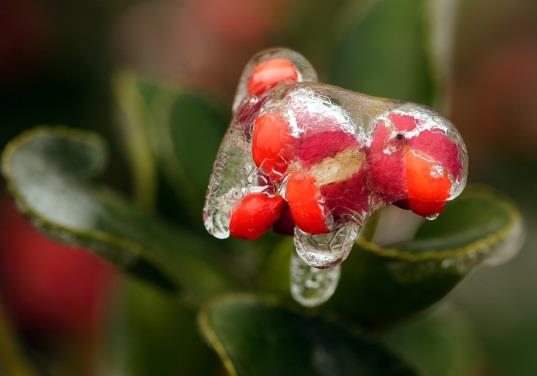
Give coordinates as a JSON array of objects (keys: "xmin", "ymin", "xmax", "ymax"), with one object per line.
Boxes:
[
  {"xmin": 108, "ymin": 278, "xmax": 219, "ymax": 376},
  {"xmin": 329, "ymin": 0, "xmax": 435, "ymax": 105},
  {"xmin": 168, "ymin": 93, "xmax": 227, "ymax": 219},
  {"xmin": 198, "ymin": 294, "xmax": 416, "ymax": 376},
  {"xmin": 113, "ymin": 73, "xmax": 226, "ymax": 224},
  {"xmin": 1, "ymin": 127, "xmax": 231, "ymax": 300},
  {"xmin": 278, "ymin": 0, "xmax": 359, "ymax": 70},
  {"xmin": 332, "ymin": 186, "xmax": 523, "ymax": 324},
  {"xmin": 263, "ymin": 187, "xmax": 523, "ymax": 325},
  {"xmin": 383, "ymin": 303, "xmax": 482, "ymax": 376}
]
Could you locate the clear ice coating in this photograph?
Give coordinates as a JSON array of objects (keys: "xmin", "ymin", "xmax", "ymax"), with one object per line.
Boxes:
[
  {"xmin": 294, "ymin": 224, "xmax": 359, "ymax": 269},
  {"xmin": 203, "ymin": 48, "xmax": 468, "ymax": 306},
  {"xmin": 290, "ymin": 250, "xmax": 341, "ymax": 307},
  {"xmin": 203, "ymin": 48, "xmax": 318, "ymax": 239}
]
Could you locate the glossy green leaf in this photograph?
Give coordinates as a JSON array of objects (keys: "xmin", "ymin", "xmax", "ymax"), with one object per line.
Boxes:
[
  {"xmin": 198, "ymin": 294, "xmax": 416, "ymax": 376},
  {"xmin": 452, "ymin": 157, "xmax": 537, "ymax": 376},
  {"xmin": 263, "ymin": 187, "xmax": 522, "ymax": 325},
  {"xmin": 333, "ymin": 186, "xmax": 523, "ymax": 324},
  {"xmin": 108, "ymin": 278, "xmax": 219, "ymax": 376},
  {"xmin": 1, "ymin": 127, "xmax": 231, "ymax": 300},
  {"xmin": 114, "ymin": 73, "xmax": 226, "ymax": 224},
  {"xmin": 329, "ymin": 0, "xmax": 434, "ymax": 105},
  {"xmin": 383, "ymin": 303, "xmax": 482, "ymax": 376},
  {"xmin": 168, "ymin": 93, "xmax": 227, "ymax": 220}
]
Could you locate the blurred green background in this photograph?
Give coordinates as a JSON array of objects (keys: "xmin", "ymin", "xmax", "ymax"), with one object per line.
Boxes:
[{"xmin": 0, "ymin": 0, "xmax": 535, "ymax": 375}]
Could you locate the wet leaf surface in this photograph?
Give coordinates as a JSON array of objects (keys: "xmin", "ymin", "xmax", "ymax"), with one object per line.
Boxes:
[
  {"xmin": 199, "ymin": 294, "xmax": 416, "ymax": 376},
  {"xmin": 1, "ymin": 127, "xmax": 231, "ymax": 301},
  {"xmin": 263, "ymin": 187, "xmax": 522, "ymax": 325},
  {"xmin": 110, "ymin": 278, "xmax": 219, "ymax": 376}
]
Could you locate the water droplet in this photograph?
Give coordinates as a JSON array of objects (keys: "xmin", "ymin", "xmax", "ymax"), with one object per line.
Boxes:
[
  {"xmin": 294, "ymin": 224, "xmax": 359, "ymax": 268},
  {"xmin": 426, "ymin": 212, "xmax": 440, "ymax": 221},
  {"xmin": 290, "ymin": 250, "xmax": 340, "ymax": 307}
]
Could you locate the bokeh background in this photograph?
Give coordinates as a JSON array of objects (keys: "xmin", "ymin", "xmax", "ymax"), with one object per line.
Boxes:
[{"xmin": 0, "ymin": 0, "xmax": 536, "ymax": 375}]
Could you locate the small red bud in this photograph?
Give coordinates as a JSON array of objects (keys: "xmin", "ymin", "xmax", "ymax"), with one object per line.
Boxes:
[
  {"xmin": 252, "ymin": 112, "xmax": 296, "ymax": 181},
  {"xmin": 247, "ymin": 58, "xmax": 298, "ymax": 96},
  {"xmin": 404, "ymin": 149, "xmax": 451, "ymax": 216},
  {"xmin": 229, "ymin": 193, "xmax": 284, "ymax": 240},
  {"xmin": 367, "ymin": 113, "xmax": 460, "ymax": 217},
  {"xmin": 285, "ymin": 172, "xmax": 329, "ymax": 234}
]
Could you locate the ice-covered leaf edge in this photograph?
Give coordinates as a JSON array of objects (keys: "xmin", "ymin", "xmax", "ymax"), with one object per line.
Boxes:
[
  {"xmin": 356, "ymin": 186, "xmax": 522, "ymax": 262},
  {"xmin": 1, "ymin": 126, "xmax": 231, "ymax": 300},
  {"xmin": 331, "ymin": 185, "xmax": 523, "ymax": 324},
  {"xmin": 262, "ymin": 186, "xmax": 523, "ymax": 324}
]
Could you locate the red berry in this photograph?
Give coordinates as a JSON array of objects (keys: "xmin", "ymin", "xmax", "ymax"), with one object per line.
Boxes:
[
  {"xmin": 285, "ymin": 172, "xmax": 329, "ymax": 234},
  {"xmin": 252, "ymin": 112, "xmax": 296, "ymax": 181},
  {"xmin": 406, "ymin": 200, "xmax": 446, "ymax": 217},
  {"xmin": 407, "ymin": 129, "xmax": 462, "ymax": 179},
  {"xmin": 247, "ymin": 58, "xmax": 298, "ymax": 96},
  {"xmin": 367, "ymin": 112, "xmax": 459, "ymax": 217},
  {"xmin": 404, "ymin": 149, "xmax": 451, "ymax": 216},
  {"xmin": 229, "ymin": 193, "xmax": 284, "ymax": 240},
  {"xmin": 286, "ymin": 127, "xmax": 369, "ymax": 231}
]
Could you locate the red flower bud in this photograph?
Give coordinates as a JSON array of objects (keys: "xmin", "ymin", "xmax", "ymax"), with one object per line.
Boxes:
[
  {"xmin": 229, "ymin": 193, "xmax": 284, "ymax": 240},
  {"xmin": 285, "ymin": 172, "xmax": 329, "ymax": 234},
  {"xmin": 252, "ymin": 112, "xmax": 296, "ymax": 181},
  {"xmin": 247, "ymin": 58, "xmax": 298, "ymax": 96}
]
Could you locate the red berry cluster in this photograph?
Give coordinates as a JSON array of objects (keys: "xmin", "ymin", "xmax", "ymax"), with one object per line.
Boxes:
[{"xmin": 216, "ymin": 51, "xmax": 466, "ymax": 241}]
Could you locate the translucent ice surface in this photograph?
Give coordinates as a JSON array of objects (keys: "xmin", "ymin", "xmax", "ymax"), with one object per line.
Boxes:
[
  {"xmin": 203, "ymin": 48, "xmax": 318, "ymax": 239},
  {"xmin": 203, "ymin": 47, "xmax": 469, "ymax": 306},
  {"xmin": 203, "ymin": 120, "xmax": 259, "ymax": 239},
  {"xmin": 290, "ymin": 250, "xmax": 341, "ymax": 307},
  {"xmin": 294, "ymin": 224, "xmax": 359, "ymax": 269}
]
